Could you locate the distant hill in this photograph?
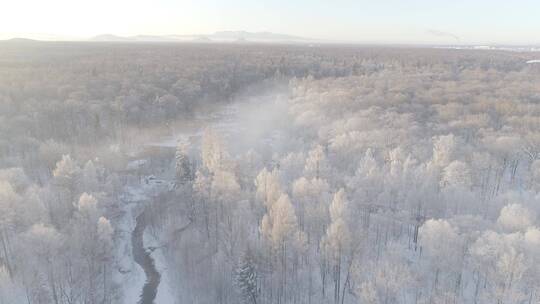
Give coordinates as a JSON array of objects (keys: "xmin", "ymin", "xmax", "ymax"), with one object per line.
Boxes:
[
  {"xmin": 89, "ymin": 31, "xmax": 313, "ymax": 43},
  {"xmin": 131, "ymin": 35, "xmax": 180, "ymax": 42},
  {"xmin": 192, "ymin": 36, "xmax": 213, "ymax": 43},
  {"xmin": 208, "ymin": 31, "xmax": 310, "ymax": 42},
  {"xmin": 1, "ymin": 37, "xmax": 42, "ymax": 43},
  {"xmin": 90, "ymin": 34, "xmax": 134, "ymax": 42}
]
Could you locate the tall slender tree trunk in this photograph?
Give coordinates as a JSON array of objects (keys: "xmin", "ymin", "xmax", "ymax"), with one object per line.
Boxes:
[{"xmin": 0, "ymin": 231, "xmax": 13, "ymax": 277}]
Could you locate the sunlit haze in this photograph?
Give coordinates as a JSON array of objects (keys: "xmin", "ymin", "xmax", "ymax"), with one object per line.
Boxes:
[
  {"xmin": 1, "ymin": 0, "xmax": 540, "ymax": 44},
  {"xmin": 2, "ymin": 2, "xmax": 540, "ymax": 304}
]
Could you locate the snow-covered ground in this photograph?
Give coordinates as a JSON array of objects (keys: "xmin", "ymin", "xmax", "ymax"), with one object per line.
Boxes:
[
  {"xmin": 113, "ymin": 185, "xmax": 145, "ymax": 304},
  {"xmin": 115, "ymin": 178, "xmax": 174, "ymax": 303},
  {"xmin": 144, "ymin": 229, "xmax": 175, "ymax": 303}
]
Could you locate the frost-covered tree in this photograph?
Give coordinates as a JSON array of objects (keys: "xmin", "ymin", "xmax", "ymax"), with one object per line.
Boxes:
[
  {"xmin": 470, "ymin": 230, "xmax": 535, "ymax": 303},
  {"xmin": 21, "ymin": 223, "xmax": 62, "ymax": 304},
  {"xmin": 440, "ymin": 160, "xmax": 472, "ymax": 189},
  {"xmin": 292, "ymin": 176, "xmax": 330, "ymax": 242},
  {"xmin": 322, "ymin": 189, "xmax": 352, "ymax": 304},
  {"xmin": 81, "ymin": 159, "xmax": 99, "ymax": 193},
  {"xmin": 304, "ymin": 145, "xmax": 330, "ymax": 180},
  {"xmin": 254, "ymin": 167, "xmax": 282, "ymax": 209},
  {"xmin": 175, "ymin": 142, "xmax": 193, "ymax": 185},
  {"xmin": 347, "ymin": 148, "xmax": 382, "ymax": 209},
  {"xmin": 497, "ymin": 203, "xmax": 536, "ymax": 232},
  {"xmin": 235, "ymin": 250, "xmax": 259, "ymax": 304},
  {"xmin": 0, "ymin": 181, "xmax": 19, "ymax": 277},
  {"xmin": 51, "ymin": 154, "xmax": 81, "ymax": 226},
  {"xmin": 97, "ymin": 216, "xmax": 114, "ymax": 303},
  {"xmin": 260, "ymin": 193, "xmax": 306, "ymax": 303},
  {"xmin": 432, "ymin": 134, "xmax": 458, "ymax": 167},
  {"xmin": 354, "ymin": 242, "xmax": 413, "ymax": 304},
  {"xmin": 53, "ymin": 155, "xmax": 80, "ymax": 191},
  {"xmin": 202, "ymin": 129, "xmax": 231, "ymax": 174},
  {"xmin": 419, "ymin": 219, "xmax": 464, "ymax": 301}
]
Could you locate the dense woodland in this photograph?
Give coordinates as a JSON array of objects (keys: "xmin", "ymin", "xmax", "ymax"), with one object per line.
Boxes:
[{"xmin": 1, "ymin": 41, "xmax": 540, "ymax": 304}]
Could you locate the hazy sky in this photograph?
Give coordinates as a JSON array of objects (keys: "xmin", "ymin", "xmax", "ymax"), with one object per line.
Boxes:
[{"xmin": 1, "ymin": 0, "xmax": 539, "ymax": 44}]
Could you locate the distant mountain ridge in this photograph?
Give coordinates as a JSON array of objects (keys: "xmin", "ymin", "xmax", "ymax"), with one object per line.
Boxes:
[
  {"xmin": 2, "ymin": 37, "xmax": 43, "ymax": 44},
  {"xmin": 91, "ymin": 34, "xmax": 133, "ymax": 42},
  {"xmin": 89, "ymin": 31, "xmax": 313, "ymax": 43},
  {"xmin": 210, "ymin": 31, "xmax": 307, "ymax": 41}
]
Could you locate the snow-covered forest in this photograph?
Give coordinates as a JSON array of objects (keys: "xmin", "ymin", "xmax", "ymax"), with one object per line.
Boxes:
[{"xmin": 1, "ymin": 41, "xmax": 540, "ymax": 304}]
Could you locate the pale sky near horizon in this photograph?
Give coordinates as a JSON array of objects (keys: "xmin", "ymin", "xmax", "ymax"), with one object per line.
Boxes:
[{"xmin": 1, "ymin": 0, "xmax": 539, "ymax": 44}]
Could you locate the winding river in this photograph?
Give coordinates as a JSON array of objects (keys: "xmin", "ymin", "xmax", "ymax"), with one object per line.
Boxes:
[
  {"xmin": 132, "ymin": 208, "xmax": 161, "ymax": 304},
  {"xmin": 128, "ymin": 86, "xmax": 286, "ymax": 303}
]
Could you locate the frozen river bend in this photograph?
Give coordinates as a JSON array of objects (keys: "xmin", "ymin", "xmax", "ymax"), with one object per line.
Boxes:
[
  {"xmin": 121, "ymin": 86, "xmax": 288, "ymax": 303},
  {"xmin": 132, "ymin": 208, "xmax": 160, "ymax": 304}
]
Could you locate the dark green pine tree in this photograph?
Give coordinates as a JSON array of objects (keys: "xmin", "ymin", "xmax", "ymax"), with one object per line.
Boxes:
[{"xmin": 235, "ymin": 251, "xmax": 259, "ymax": 304}]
